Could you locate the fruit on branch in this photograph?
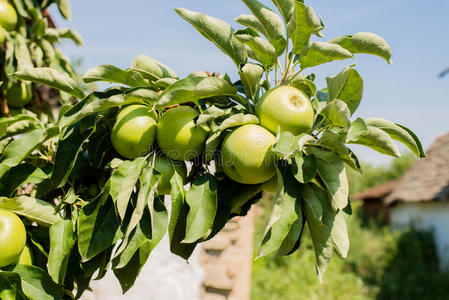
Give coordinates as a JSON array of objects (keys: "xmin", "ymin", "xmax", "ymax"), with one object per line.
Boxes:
[
  {"xmin": 154, "ymin": 155, "xmax": 187, "ymax": 195},
  {"xmin": 16, "ymin": 244, "xmax": 33, "ymax": 265},
  {"xmin": 6, "ymin": 82, "xmax": 33, "ymax": 108},
  {"xmin": 157, "ymin": 106, "xmax": 209, "ymax": 161},
  {"xmin": 111, "ymin": 104, "xmax": 157, "ymax": 159},
  {"xmin": 0, "ymin": 210, "xmax": 26, "ymax": 268},
  {"xmin": 256, "ymin": 86, "xmax": 314, "ymax": 135},
  {"xmin": 0, "ymin": 0, "xmax": 17, "ymax": 31},
  {"xmin": 221, "ymin": 124, "xmax": 276, "ymax": 184}
]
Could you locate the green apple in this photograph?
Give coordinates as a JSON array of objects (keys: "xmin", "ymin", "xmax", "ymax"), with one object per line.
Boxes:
[
  {"xmin": 6, "ymin": 82, "xmax": 33, "ymax": 108},
  {"xmin": 154, "ymin": 155, "xmax": 187, "ymax": 195},
  {"xmin": 0, "ymin": 0, "xmax": 17, "ymax": 31},
  {"xmin": 111, "ymin": 104, "xmax": 157, "ymax": 159},
  {"xmin": 0, "ymin": 210, "xmax": 26, "ymax": 268},
  {"xmin": 256, "ymin": 86, "xmax": 314, "ymax": 135},
  {"xmin": 221, "ymin": 124, "xmax": 276, "ymax": 184},
  {"xmin": 157, "ymin": 106, "xmax": 209, "ymax": 161}
]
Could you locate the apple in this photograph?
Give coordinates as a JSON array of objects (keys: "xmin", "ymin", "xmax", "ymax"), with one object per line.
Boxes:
[
  {"xmin": 255, "ymin": 86, "xmax": 314, "ymax": 135},
  {"xmin": 157, "ymin": 106, "xmax": 209, "ymax": 161},
  {"xmin": 0, "ymin": 210, "xmax": 26, "ymax": 268},
  {"xmin": 111, "ymin": 104, "xmax": 158, "ymax": 159},
  {"xmin": 221, "ymin": 124, "xmax": 276, "ymax": 184},
  {"xmin": 154, "ymin": 155, "xmax": 187, "ymax": 195},
  {"xmin": 6, "ymin": 82, "xmax": 33, "ymax": 108},
  {"xmin": 0, "ymin": 0, "xmax": 17, "ymax": 31}
]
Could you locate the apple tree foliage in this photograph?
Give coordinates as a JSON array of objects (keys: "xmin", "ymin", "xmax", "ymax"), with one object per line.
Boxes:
[{"xmin": 0, "ymin": 0, "xmax": 425, "ymax": 298}]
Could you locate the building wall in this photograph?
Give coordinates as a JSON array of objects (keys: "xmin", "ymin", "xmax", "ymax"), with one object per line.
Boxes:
[{"xmin": 390, "ymin": 202, "xmax": 449, "ymax": 269}]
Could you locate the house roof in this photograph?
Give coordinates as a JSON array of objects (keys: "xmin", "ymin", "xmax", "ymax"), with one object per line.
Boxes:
[
  {"xmin": 385, "ymin": 132, "xmax": 449, "ymax": 205},
  {"xmin": 353, "ymin": 179, "xmax": 401, "ymax": 201}
]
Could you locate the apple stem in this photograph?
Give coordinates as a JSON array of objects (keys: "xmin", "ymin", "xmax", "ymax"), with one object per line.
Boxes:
[{"xmin": 264, "ymin": 70, "xmax": 271, "ymax": 89}]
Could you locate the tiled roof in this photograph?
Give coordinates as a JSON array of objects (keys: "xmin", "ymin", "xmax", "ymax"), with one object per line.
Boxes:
[
  {"xmin": 353, "ymin": 179, "xmax": 401, "ymax": 200},
  {"xmin": 385, "ymin": 132, "xmax": 449, "ymax": 205}
]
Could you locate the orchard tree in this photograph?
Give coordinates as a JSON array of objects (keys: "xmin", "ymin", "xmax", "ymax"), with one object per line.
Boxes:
[{"xmin": 0, "ymin": 0, "xmax": 425, "ymax": 298}]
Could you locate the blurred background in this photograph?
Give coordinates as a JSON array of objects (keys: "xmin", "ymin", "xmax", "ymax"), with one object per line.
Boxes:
[{"xmin": 50, "ymin": 1, "xmax": 449, "ymax": 299}]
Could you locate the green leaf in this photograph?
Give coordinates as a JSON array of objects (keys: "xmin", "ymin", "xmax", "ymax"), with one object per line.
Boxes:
[
  {"xmin": 113, "ymin": 196, "xmax": 167, "ymax": 271},
  {"xmin": 10, "ymin": 0, "xmax": 28, "ymax": 18},
  {"xmin": 234, "ymin": 14, "xmax": 267, "ymax": 37},
  {"xmin": 110, "ymin": 157, "xmax": 147, "ymax": 220},
  {"xmin": 184, "ymin": 174, "xmax": 218, "ymax": 243},
  {"xmin": 364, "ymin": 118, "xmax": 425, "ymax": 158},
  {"xmin": 234, "ymin": 29, "xmax": 277, "ymax": 68},
  {"xmin": 0, "ymin": 196, "xmax": 61, "ymax": 227},
  {"xmin": 51, "ymin": 124, "xmax": 92, "ymax": 188},
  {"xmin": 196, "ymin": 105, "xmax": 237, "ymax": 125},
  {"xmin": 59, "ymin": 89, "xmax": 130, "ymax": 130},
  {"xmin": 195, "ymin": 77, "xmax": 238, "ymax": 100},
  {"xmin": 157, "ymin": 77, "xmax": 237, "ymax": 108},
  {"xmin": 289, "ymin": 2, "xmax": 323, "ymax": 53},
  {"xmin": 215, "ymin": 113, "xmax": 259, "ymax": 132},
  {"xmin": 274, "ymin": 210, "xmax": 305, "ymax": 257},
  {"xmin": 83, "ymin": 65, "xmax": 148, "ymax": 87},
  {"xmin": 78, "ymin": 182, "xmax": 123, "ymax": 262},
  {"xmin": 258, "ymin": 165, "xmax": 302, "ymax": 258},
  {"xmin": 45, "ymin": 28, "xmax": 83, "ymax": 46},
  {"xmin": 314, "ymin": 130, "xmax": 361, "ymax": 171},
  {"xmin": 175, "ymin": 8, "xmax": 247, "ymax": 66},
  {"xmin": 303, "ymin": 183, "xmax": 333, "ymax": 282},
  {"xmin": 329, "ymin": 32, "xmax": 392, "ymax": 63},
  {"xmin": 0, "ymin": 127, "xmax": 58, "ymax": 178},
  {"xmin": 0, "ymin": 271, "xmax": 28, "ymax": 300},
  {"xmin": 300, "ymin": 42, "xmax": 354, "ymax": 69},
  {"xmin": 306, "ymin": 147, "xmax": 349, "ymax": 211},
  {"xmin": 292, "ymin": 152, "xmax": 316, "ymax": 183},
  {"xmin": 113, "ymin": 236, "xmax": 159, "ymax": 294},
  {"xmin": 271, "ymin": 0, "xmax": 294, "ymax": 27},
  {"xmin": 203, "ymin": 178, "xmax": 234, "ymax": 241},
  {"xmin": 320, "ymin": 99, "xmax": 351, "ymax": 129},
  {"xmin": 14, "ymin": 34, "xmax": 34, "ymax": 72},
  {"xmin": 14, "ymin": 68, "xmax": 85, "ymax": 99},
  {"xmin": 48, "ymin": 220, "xmax": 75, "ymax": 284},
  {"xmin": 290, "ymin": 75, "xmax": 317, "ymax": 98},
  {"xmin": 131, "ymin": 54, "xmax": 178, "ymax": 81},
  {"xmin": 169, "ymin": 172, "xmax": 198, "ymax": 260},
  {"xmin": 0, "ymin": 164, "xmax": 49, "ymax": 197},
  {"xmin": 0, "ymin": 114, "xmax": 39, "ymax": 138},
  {"xmin": 326, "ymin": 66, "xmax": 364, "ymax": 114},
  {"xmin": 332, "ymin": 211, "xmax": 349, "ymax": 258},
  {"xmin": 56, "ymin": 0, "xmax": 72, "ymax": 20},
  {"xmin": 346, "ymin": 119, "xmax": 400, "ymax": 157},
  {"xmin": 271, "ymin": 132, "xmax": 314, "ymax": 160},
  {"xmin": 11, "ymin": 265, "xmax": 64, "ymax": 300},
  {"xmin": 155, "ymin": 78, "xmax": 177, "ymax": 89},
  {"xmin": 241, "ymin": 0, "xmax": 286, "ymax": 54},
  {"xmin": 124, "ymin": 87, "xmax": 159, "ymax": 104},
  {"xmin": 117, "ymin": 166, "xmax": 160, "ymax": 256},
  {"xmin": 239, "ymin": 63, "xmax": 264, "ymax": 100}
]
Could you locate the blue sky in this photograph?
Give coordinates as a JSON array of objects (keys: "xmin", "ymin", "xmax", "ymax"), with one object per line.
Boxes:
[{"xmin": 50, "ymin": 0, "xmax": 449, "ymax": 165}]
